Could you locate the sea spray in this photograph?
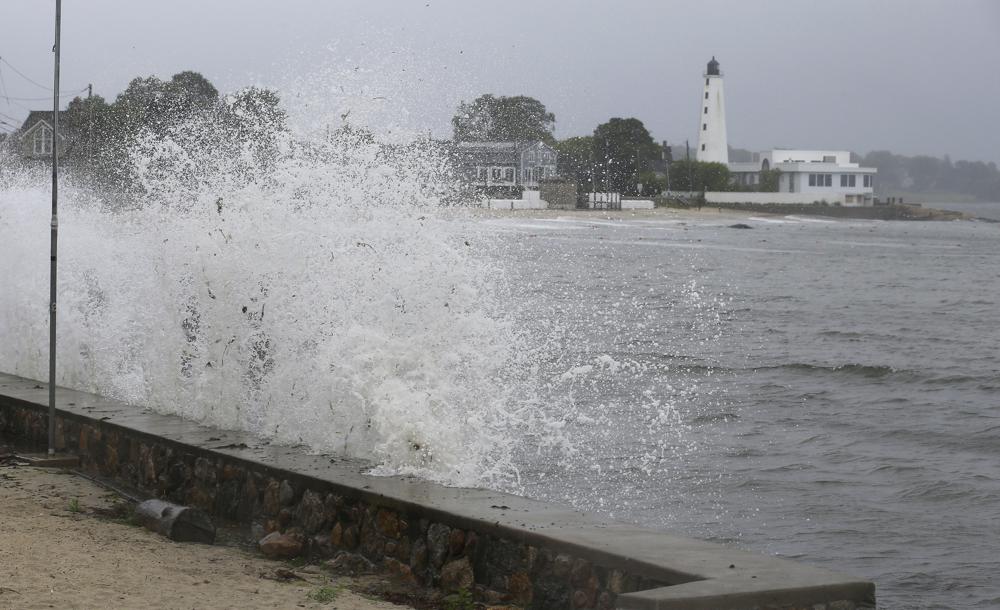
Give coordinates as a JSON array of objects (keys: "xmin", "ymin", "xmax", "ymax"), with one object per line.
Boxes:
[{"xmin": 0, "ymin": 100, "xmax": 549, "ymax": 488}]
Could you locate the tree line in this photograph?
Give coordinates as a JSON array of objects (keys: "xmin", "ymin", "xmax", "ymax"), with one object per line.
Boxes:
[
  {"xmin": 453, "ymin": 93, "xmax": 741, "ymax": 196},
  {"xmin": 858, "ymin": 151, "xmax": 1000, "ymax": 202},
  {"xmin": 35, "ymin": 71, "xmax": 286, "ymax": 194},
  {"xmin": 453, "ymin": 94, "xmax": 1000, "ymax": 201}
]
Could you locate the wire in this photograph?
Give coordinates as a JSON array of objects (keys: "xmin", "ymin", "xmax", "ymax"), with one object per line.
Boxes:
[
  {"xmin": 0, "ymin": 97, "xmax": 32, "ymax": 112},
  {"xmin": 0, "ymin": 89, "xmax": 88, "ymax": 102},
  {"xmin": 0, "ymin": 56, "xmax": 88, "ymax": 95},
  {"xmin": 0, "ymin": 63, "xmax": 9, "ymax": 104}
]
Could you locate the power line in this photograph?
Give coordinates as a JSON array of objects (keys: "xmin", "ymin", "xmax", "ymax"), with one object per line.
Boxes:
[
  {"xmin": 0, "ymin": 63, "xmax": 8, "ymax": 104},
  {"xmin": 1, "ymin": 55, "xmax": 52, "ymax": 89},
  {"xmin": 0, "ymin": 56, "xmax": 87, "ymax": 95},
  {"xmin": 0, "ymin": 88, "xmax": 88, "ymax": 102},
  {"xmin": 0, "ymin": 96, "xmax": 32, "ymax": 112}
]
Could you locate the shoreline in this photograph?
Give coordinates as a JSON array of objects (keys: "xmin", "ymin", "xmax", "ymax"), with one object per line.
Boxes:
[{"xmin": 456, "ymin": 202, "xmax": 979, "ymax": 222}]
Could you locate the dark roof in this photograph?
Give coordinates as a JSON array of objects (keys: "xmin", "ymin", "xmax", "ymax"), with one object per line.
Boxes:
[
  {"xmin": 20, "ymin": 110, "xmax": 55, "ymax": 132},
  {"xmin": 707, "ymin": 56, "xmax": 720, "ymax": 76},
  {"xmin": 451, "ymin": 141, "xmax": 554, "ymax": 165},
  {"xmin": 19, "ymin": 109, "xmax": 80, "ymax": 136}
]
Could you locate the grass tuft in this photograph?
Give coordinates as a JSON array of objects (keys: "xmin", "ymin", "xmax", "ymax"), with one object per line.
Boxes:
[
  {"xmin": 308, "ymin": 585, "xmax": 343, "ymax": 604},
  {"xmin": 443, "ymin": 587, "xmax": 475, "ymax": 610}
]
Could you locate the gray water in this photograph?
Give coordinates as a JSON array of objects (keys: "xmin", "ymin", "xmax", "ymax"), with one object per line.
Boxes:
[
  {"xmin": 496, "ymin": 213, "xmax": 1000, "ymax": 609},
  {"xmin": 931, "ymin": 202, "xmax": 1000, "ymax": 222}
]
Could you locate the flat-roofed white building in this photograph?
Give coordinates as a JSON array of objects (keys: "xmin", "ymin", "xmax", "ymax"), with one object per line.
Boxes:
[{"xmin": 730, "ymin": 150, "xmax": 877, "ymax": 206}]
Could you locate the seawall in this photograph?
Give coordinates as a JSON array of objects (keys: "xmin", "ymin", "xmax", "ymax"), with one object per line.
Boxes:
[{"xmin": 0, "ymin": 372, "xmax": 875, "ymax": 609}]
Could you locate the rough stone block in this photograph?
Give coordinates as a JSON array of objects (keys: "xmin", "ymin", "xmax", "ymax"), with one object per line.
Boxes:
[
  {"xmin": 259, "ymin": 531, "xmax": 303, "ymax": 559},
  {"xmin": 440, "ymin": 557, "xmax": 474, "ymax": 592}
]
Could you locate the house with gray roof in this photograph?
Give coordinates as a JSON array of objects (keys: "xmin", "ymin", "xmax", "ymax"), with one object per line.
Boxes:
[
  {"xmin": 451, "ymin": 141, "xmax": 558, "ymax": 195},
  {"xmin": 7, "ymin": 110, "xmax": 74, "ymax": 161}
]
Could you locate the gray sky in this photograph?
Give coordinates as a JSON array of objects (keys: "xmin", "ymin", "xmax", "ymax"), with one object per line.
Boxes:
[{"xmin": 1, "ymin": 0, "xmax": 998, "ymax": 163}]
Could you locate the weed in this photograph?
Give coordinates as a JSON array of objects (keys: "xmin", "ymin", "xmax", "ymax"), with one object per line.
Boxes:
[
  {"xmin": 443, "ymin": 587, "xmax": 475, "ymax": 610},
  {"xmin": 308, "ymin": 585, "xmax": 342, "ymax": 604},
  {"xmin": 68, "ymin": 498, "xmax": 81, "ymax": 513}
]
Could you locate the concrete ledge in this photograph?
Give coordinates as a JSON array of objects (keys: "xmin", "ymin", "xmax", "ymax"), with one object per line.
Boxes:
[{"xmin": 0, "ymin": 372, "xmax": 874, "ymax": 609}]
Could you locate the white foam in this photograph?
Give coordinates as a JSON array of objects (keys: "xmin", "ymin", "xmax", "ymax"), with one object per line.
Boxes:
[{"xmin": 0, "ymin": 106, "xmax": 554, "ymax": 489}]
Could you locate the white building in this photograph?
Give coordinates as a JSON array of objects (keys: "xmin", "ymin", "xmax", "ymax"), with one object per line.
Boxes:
[
  {"xmin": 693, "ymin": 56, "xmax": 879, "ymax": 206},
  {"xmin": 729, "ymin": 150, "xmax": 877, "ymax": 206},
  {"xmin": 696, "ymin": 57, "xmax": 728, "ymax": 165}
]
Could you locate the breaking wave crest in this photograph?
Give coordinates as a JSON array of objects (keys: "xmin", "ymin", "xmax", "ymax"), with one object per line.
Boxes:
[{"xmin": 0, "ymin": 96, "xmax": 556, "ymax": 488}]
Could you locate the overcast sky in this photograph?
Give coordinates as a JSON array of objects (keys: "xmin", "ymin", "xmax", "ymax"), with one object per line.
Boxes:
[{"xmin": 1, "ymin": 0, "xmax": 998, "ymax": 163}]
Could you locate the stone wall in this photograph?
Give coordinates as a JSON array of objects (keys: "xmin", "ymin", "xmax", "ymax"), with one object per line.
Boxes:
[
  {"xmin": 0, "ymin": 372, "xmax": 875, "ymax": 610},
  {"xmin": 0, "ymin": 401, "xmax": 660, "ymax": 609}
]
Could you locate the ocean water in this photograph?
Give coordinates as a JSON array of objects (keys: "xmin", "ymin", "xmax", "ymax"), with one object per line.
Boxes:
[
  {"xmin": 493, "ymin": 212, "xmax": 1000, "ymax": 609},
  {"xmin": 931, "ymin": 201, "xmax": 1000, "ymax": 222},
  {"xmin": 2, "ymin": 104, "xmax": 997, "ymax": 608}
]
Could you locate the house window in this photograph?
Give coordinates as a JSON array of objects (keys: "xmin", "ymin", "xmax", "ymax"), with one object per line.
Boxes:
[
  {"xmin": 701, "ymin": 144, "xmax": 705, "ymax": 151},
  {"xmin": 809, "ymin": 174, "xmax": 832, "ymax": 187},
  {"xmin": 477, "ymin": 167, "xmax": 487, "ymax": 181},
  {"xmin": 492, "ymin": 168, "xmax": 502, "ymax": 181},
  {"xmin": 705, "ymin": 91, "xmax": 709, "ymax": 99},
  {"xmin": 839, "ymin": 174, "xmax": 856, "ymax": 187},
  {"xmin": 706, "ymin": 78, "xmax": 709, "ymax": 86},
  {"xmin": 863, "ymin": 175, "xmax": 872, "ymax": 188},
  {"xmin": 33, "ymin": 127, "xmax": 53, "ymax": 155},
  {"xmin": 702, "ymin": 123, "xmax": 707, "ymax": 131},
  {"xmin": 504, "ymin": 168, "xmax": 514, "ymax": 182},
  {"xmin": 704, "ymin": 107, "xmax": 708, "ymax": 114}
]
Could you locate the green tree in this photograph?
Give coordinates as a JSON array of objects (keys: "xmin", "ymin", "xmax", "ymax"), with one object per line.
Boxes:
[
  {"xmin": 757, "ymin": 168, "xmax": 781, "ymax": 192},
  {"xmin": 555, "ymin": 135, "xmax": 594, "ymax": 191},
  {"xmin": 169, "ymin": 71, "xmax": 219, "ymax": 111},
  {"xmin": 637, "ymin": 170, "xmax": 665, "ymax": 196},
  {"xmin": 592, "ymin": 117, "xmax": 660, "ymax": 195},
  {"xmin": 668, "ymin": 160, "xmax": 730, "ymax": 192},
  {"xmin": 114, "ymin": 71, "xmax": 220, "ymax": 136},
  {"xmin": 62, "ymin": 93, "xmax": 128, "ymax": 186},
  {"xmin": 221, "ymin": 87, "xmax": 288, "ymax": 177},
  {"xmin": 452, "ymin": 94, "xmax": 555, "ymax": 143}
]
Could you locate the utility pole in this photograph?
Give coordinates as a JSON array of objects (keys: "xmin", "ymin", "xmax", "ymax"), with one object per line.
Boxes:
[
  {"xmin": 87, "ymin": 83, "xmax": 93, "ymax": 167},
  {"xmin": 685, "ymin": 139, "xmax": 694, "ymax": 193},
  {"xmin": 48, "ymin": 0, "xmax": 62, "ymax": 456}
]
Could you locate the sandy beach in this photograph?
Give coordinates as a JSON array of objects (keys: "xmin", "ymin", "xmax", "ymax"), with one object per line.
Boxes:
[{"xmin": 0, "ymin": 463, "xmax": 414, "ymax": 610}]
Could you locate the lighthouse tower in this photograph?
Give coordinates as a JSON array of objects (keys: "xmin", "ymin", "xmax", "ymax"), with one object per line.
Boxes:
[{"xmin": 696, "ymin": 56, "xmax": 728, "ymax": 164}]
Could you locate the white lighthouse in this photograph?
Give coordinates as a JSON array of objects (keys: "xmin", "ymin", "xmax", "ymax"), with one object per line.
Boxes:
[{"xmin": 696, "ymin": 56, "xmax": 728, "ymax": 164}]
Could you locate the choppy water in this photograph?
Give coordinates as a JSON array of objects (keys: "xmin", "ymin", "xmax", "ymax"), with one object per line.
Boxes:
[
  {"xmin": 932, "ymin": 201, "xmax": 1000, "ymax": 221},
  {"xmin": 495, "ymin": 213, "xmax": 1000, "ymax": 610},
  {"xmin": 2, "ymin": 97, "xmax": 998, "ymax": 608}
]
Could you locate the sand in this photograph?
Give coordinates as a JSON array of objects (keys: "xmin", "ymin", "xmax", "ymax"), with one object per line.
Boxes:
[{"xmin": 0, "ymin": 463, "xmax": 412, "ymax": 610}]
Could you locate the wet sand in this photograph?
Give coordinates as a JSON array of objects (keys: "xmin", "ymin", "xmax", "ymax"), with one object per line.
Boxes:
[{"xmin": 0, "ymin": 463, "xmax": 412, "ymax": 610}]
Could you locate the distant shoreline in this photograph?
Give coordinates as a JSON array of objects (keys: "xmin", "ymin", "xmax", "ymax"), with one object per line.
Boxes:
[{"xmin": 459, "ymin": 203, "xmax": 979, "ymax": 222}]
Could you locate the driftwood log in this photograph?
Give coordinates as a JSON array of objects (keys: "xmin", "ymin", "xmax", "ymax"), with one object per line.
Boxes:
[{"xmin": 135, "ymin": 499, "xmax": 216, "ymax": 544}]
